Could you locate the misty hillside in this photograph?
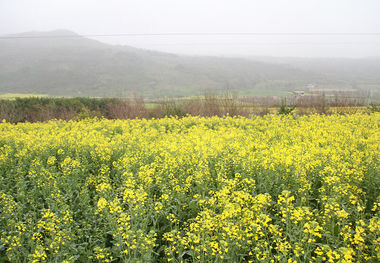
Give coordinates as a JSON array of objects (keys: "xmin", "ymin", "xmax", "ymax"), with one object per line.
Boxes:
[
  {"xmin": 0, "ymin": 30, "xmax": 379, "ymax": 97},
  {"xmin": 251, "ymin": 56, "xmax": 380, "ymax": 88}
]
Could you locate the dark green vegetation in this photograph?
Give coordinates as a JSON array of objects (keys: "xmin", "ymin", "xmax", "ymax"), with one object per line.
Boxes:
[
  {"xmin": 0, "ymin": 97, "xmax": 137, "ymax": 123},
  {"xmin": 1, "ymin": 30, "xmax": 380, "ymax": 97},
  {"xmin": 0, "ymin": 96, "xmax": 377, "ymax": 123},
  {"xmin": 0, "ymin": 96, "xmax": 252, "ymax": 123}
]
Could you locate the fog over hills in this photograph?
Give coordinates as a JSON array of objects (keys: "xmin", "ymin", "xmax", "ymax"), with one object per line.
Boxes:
[{"xmin": 1, "ymin": 30, "xmax": 379, "ymax": 97}]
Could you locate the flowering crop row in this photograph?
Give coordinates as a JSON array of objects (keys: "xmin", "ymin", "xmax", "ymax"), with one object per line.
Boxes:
[{"xmin": 0, "ymin": 114, "xmax": 379, "ymax": 262}]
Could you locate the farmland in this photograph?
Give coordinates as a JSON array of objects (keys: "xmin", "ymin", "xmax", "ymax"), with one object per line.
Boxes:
[{"xmin": 0, "ymin": 114, "xmax": 379, "ymax": 262}]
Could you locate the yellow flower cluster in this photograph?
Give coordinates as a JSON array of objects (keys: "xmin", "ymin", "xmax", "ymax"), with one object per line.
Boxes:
[{"xmin": 0, "ymin": 113, "xmax": 379, "ymax": 262}]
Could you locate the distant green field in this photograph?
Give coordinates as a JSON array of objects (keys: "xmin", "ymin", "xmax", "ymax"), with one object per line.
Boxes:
[
  {"xmin": 0, "ymin": 93, "xmax": 49, "ymax": 99},
  {"xmin": 243, "ymin": 90, "xmax": 290, "ymax": 97}
]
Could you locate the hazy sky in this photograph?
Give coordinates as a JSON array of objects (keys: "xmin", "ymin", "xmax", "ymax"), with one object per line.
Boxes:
[{"xmin": 1, "ymin": 0, "xmax": 380, "ymax": 57}]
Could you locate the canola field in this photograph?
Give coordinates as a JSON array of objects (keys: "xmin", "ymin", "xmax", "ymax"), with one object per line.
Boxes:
[{"xmin": 0, "ymin": 114, "xmax": 379, "ymax": 262}]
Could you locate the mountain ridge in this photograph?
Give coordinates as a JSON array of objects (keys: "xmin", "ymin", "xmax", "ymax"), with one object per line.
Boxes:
[{"xmin": 0, "ymin": 30, "xmax": 379, "ymax": 97}]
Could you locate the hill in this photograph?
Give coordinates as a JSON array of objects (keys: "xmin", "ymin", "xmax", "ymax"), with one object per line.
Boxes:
[
  {"xmin": 0, "ymin": 30, "xmax": 379, "ymax": 97},
  {"xmin": 250, "ymin": 56, "xmax": 380, "ymax": 92}
]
